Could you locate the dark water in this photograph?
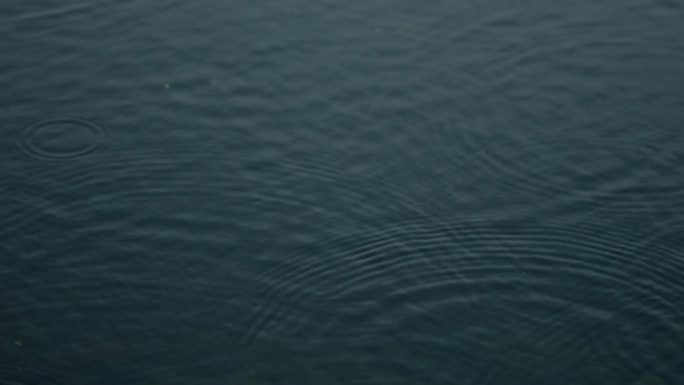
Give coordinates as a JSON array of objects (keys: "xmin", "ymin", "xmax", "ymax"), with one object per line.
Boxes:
[{"xmin": 2, "ymin": 0, "xmax": 683, "ymax": 384}]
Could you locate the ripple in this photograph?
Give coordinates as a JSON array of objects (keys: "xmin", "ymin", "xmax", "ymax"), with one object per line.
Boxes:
[
  {"xmin": 410, "ymin": 3, "xmax": 684, "ymax": 220},
  {"xmin": 17, "ymin": 118, "xmax": 108, "ymax": 161},
  {"xmin": 236, "ymin": 219, "xmax": 684, "ymax": 382}
]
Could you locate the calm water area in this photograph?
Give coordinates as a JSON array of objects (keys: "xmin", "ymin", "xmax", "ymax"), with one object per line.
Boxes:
[{"xmin": 1, "ymin": 0, "xmax": 683, "ymax": 384}]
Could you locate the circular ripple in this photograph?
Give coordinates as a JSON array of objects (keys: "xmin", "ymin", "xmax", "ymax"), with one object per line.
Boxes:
[
  {"xmin": 236, "ymin": 219, "xmax": 684, "ymax": 383},
  {"xmin": 17, "ymin": 118, "xmax": 108, "ymax": 160}
]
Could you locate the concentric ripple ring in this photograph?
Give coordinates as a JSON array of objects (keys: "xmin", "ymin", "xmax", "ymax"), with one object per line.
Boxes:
[{"xmin": 17, "ymin": 118, "xmax": 108, "ymax": 160}]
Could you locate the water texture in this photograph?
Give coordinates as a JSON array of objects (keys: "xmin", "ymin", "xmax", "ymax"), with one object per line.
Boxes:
[{"xmin": 1, "ymin": 0, "xmax": 683, "ymax": 384}]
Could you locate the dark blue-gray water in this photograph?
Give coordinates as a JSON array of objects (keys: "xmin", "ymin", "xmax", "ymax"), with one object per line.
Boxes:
[{"xmin": 2, "ymin": 0, "xmax": 683, "ymax": 384}]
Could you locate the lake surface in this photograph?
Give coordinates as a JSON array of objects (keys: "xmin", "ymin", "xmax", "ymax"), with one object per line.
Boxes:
[{"xmin": 1, "ymin": 0, "xmax": 683, "ymax": 384}]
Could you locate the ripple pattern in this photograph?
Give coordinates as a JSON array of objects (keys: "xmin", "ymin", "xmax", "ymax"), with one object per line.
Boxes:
[
  {"xmin": 236, "ymin": 219, "xmax": 684, "ymax": 383},
  {"xmin": 2, "ymin": 0, "xmax": 683, "ymax": 383},
  {"xmin": 16, "ymin": 118, "xmax": 108, "ymax": 161}
]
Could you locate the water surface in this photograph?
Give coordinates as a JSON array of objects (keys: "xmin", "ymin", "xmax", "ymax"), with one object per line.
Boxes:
[{"xmin": 1, "ymin": 0, "xmax": 683, "ymax": 384}]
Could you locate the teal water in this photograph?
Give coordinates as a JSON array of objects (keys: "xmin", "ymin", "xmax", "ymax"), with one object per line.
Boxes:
[{"xmin": 1, "ymin": 0, "xmax": 683, "ymax": 384}]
